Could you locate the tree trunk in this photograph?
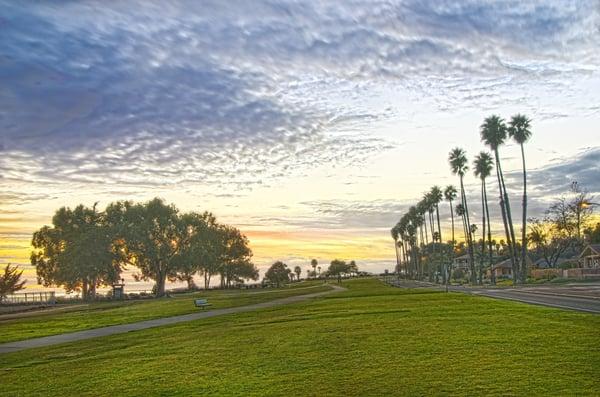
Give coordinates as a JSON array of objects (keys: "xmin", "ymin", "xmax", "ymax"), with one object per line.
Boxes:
[
  {"xmin": 449, "ymin": 199, "xmax": 455, "ymax": 245},
  {"xmin": 497, "ymin": 149, "xmax": 519, "ymax": 281},
  {"xmin": 436, "ymin": 205, "xmax": 442, "ymax": 243},
  {"xmin": 393, "ymin": 239, "xmax": 400, "ymax": 274},
  {"xmin": 460, "ymin": 176, "xmax": 476, "ymax": 284},
  {"xmin": 155, "ymin": 272, "xmax": 166, "ymax": 297},
  {"xmin": 520, "ymin": 143, "xmax": 528, "ymax": 283},
  {"xmin": 186, "ymin": 275, "xmax": 196, "ymax": 290},
  {"xmin": 82, "ymin": 280, "xmax": 89, "ymax": 301},
  {"xmin": 484, "ymin": 182, "xmax": 495, "ymax": 285},
  {"xmin": 495, "ymin": 150, "xmax": 516, "ymax": 284},
  {"xmin": 89, "ymin": 279, "xmax": 97, "ymax": 300},
  {"xmin": 480, "ymin": 180, "xmax": 485, "ymax": 285}
]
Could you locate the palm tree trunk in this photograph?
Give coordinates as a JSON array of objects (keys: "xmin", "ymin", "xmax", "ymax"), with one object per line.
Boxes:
[
  {"xmin": 497, "ymin": 150, "xmax": 519, "ymax": 281},
  {"xmin": 484, "ymin": 182, "xmax": 495, "ymax": 285},
  {"xmin": 429, "ymin": 212, "xmax": 435, "ymax": 242},
  {"xmin": 449, "ymin": 200, "xmax": 455, "ymax": 245},
  {"xmin": 480, "ymin": 180, "xmax": 485, "ymax": 285},
  {"xmin": 494, "ymin": 149, "xmax": 516, "ymax": 283},
  {"xmin": 436, "ymin": 205, "xmax": 442, "ymax": 243},
  {"xmin": 460, "ymin": 176, "xmax": 476, "ymax": 284},
  {"xmin": 393, "ymin": 239, "xmax": 400, "ymax": 273},
  {"xmin": 520, "ymin": 143, "xmax": 528, "ymax": 283}
]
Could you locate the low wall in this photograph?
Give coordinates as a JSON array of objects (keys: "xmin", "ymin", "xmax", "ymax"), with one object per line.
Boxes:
[
  {"xmin": 530, "ymin": 269, "xmax": 563, "ymax": 279},
  {"xmin": 564, "ymin": 268, "xmax": 600, "ymax": 280}
]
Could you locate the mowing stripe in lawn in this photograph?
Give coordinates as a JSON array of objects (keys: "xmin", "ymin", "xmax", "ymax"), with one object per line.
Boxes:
[{"xmin": 0, "ymin": 285, "xmax": 345, "ymax": 354}]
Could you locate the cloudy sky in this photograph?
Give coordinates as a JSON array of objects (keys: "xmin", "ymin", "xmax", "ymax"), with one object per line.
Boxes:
[{"xmin": 1, "ymin": 1, "xmax": 599, "ymax": 288}]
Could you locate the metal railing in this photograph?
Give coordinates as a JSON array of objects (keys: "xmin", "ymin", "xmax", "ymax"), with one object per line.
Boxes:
[{"xmin": 1, "ymin": 291, "xmax": 56, "ymax": 305}]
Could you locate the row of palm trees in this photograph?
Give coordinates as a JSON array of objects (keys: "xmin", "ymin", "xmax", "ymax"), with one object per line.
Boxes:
[{"xmin": 391, "ymin": 114, "xmax": 532, "ymax": 285}]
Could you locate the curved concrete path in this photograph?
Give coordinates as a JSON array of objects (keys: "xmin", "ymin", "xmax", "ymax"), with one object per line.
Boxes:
[{"xmin": 0, "ymin": 284, "xmax": 345, "ymax": 354}]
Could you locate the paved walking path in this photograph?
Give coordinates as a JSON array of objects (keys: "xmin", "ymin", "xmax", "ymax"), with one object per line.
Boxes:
[{"xmin": 0, "ymin": 285, "xmax": 345, "ymax": 354}]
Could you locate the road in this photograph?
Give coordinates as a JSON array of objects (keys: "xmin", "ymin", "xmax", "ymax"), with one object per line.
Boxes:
[
  {"xmin": 464, "ymin": 287, "xmax": 600, "ymax": 314},
  {"xmin": 0, "ymin": 285, "xmax": 345, "ymax": 354},
  {"xmin": 385, "ymin": 278, "xmax": 600, "ymax": 314}
]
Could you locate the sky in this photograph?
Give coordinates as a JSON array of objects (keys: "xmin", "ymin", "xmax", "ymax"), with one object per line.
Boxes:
[{"xmin": 1, "ymin": 1, "xmax": 599, "ymax": 291}]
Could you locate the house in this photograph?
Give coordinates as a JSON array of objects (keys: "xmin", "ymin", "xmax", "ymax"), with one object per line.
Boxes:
[
  {"xmin": 579, "ymin": 244, "xmax": 600, "ymax": 268},
  {"xmin": 453, "ymin": 254, "xmax": 471, "ymax": 271},
  {"xmin": 490, "ymin": 259, "xmax": 513, "ymax": 278},
  {"xmin": 490, "ymin": 256, "xmax": 534, "ymax": 279},
  {"xmin": 534, "ymin": 258, "xmax": 551, "ymax": 269}
]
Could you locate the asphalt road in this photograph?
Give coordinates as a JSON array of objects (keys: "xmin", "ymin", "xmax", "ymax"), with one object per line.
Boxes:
[
  {"xmin": 465, "ymin": 287, "xmax": 600, "ymax": 314},
  {"xmin": 385, "ymin": 278, "xmax": 600, "ymax": 314}
]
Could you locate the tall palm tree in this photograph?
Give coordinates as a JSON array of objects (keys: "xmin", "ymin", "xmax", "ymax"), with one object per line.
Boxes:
[
  {"xmin": 311, "ymin": 259, "xmax": 318, "ymax": 278},
  {"xmin": 449, "ymin": 147, "xmax": 476, "ymax": 284},
  {"xmin": 391, "ymin": 225, "xmax": 400, "ymax": 272},
  {"xmin": 422, "ymin": 192, "xmax": 435, "ymax": 242},
  {"xmin": 480, "ymin": 115, "xmax": 518, "ymax": 283},
  {"xmin": 399, "ymin": 216, "xmax": 410, "ymax": 276},
  {"xmin": 407, "ymin": 206, "xmax": 420, "ymax": 278},
  {"xmin": 444, "ymin": 185, "xmax": 458, "ymax": 245},
  {"xmin": 474, "ymin": 152, "xmax": 494, "ymax": 285},
  {"xmin": 417, "ymin": 200, "xmax": 428, "ymax": 249},
  {"xmin": 508, "ymin": 114, "xmax": 532, "ymax": 283},
  {"xmin": 455, "ymin": 203, "xmax": 469, "ymax": 256},
  {"xmin": 430, "ymin": 186, "xmax": 444, "ymax": 243}
]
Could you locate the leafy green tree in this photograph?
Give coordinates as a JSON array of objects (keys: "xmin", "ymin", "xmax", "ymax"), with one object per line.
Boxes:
[
  {"xmin": 528, "ymin": 218, "xmax": 574, "ymax": 268},
  {"xmin": 509, "ymin": 114, "xmax": 532, "ymax": 283},
  {"xmin": 584, "ymin": 223, "xmax": 600, "ymax": 244},
  {"xmin": 481, "ymin": 115, "xmax": 518, "ymax": 282},
  {"xmin": 264, "ymin": 261, "xmax": 291, "ymax": 287},
  {"xmin": 328, "ymin": 259, "xmax": 348, "ymax": 283},
  {"xmin": 348, "ymin": 260, "xmax": 358, "ymax": 276},
  {"xmin": 173, "ymin": 212, "xmax": 221, "ymax": 290},
  {"xmin": 31, "ymin": 204, "xmax": 121, "ymax": 300},
  {"xmin": 294, "ymin": 265, "xmax": 302, "ymax": 281},
  {"xmin": 217, "ymin": 225, "xmax": 258, "ymax": 288},
  {"xmin": 105, "ymin": 198, "xmax": 180, "ymax": 297},
  {"xmin": 474, "ymin": 151, "xmax": 494, "ymax": 285},
  {"xmin": 0, "ymin": 264, "xmax": 26, "ymax": 302}
]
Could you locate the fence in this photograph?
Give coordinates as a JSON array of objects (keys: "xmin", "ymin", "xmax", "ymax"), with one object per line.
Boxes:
[
  {"xmin": 1, "ymin": 291, "xmax": 56, "ymax": 305},
  {"xmin": 530, "ymin": 269, "xmax": 563, "ymax": 280},
  {"xmin": 564, "ymin": 268, "xmax": 600, "ymax": 280}
]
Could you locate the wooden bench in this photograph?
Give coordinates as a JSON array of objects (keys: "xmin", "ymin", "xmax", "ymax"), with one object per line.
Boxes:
[{"xmin": 194, "ymin": 298, "xmax": 212, "ymax": 309}]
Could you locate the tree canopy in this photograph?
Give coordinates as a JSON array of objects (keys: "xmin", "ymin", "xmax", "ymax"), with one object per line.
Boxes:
[
  {"xmin": 263, "ymin": 261, "xmax": 291, "ymax": 287},
  {"xmin": 0, "ymin": 264, "xmax": 26, "ymax": 302},
  {"xmin": 31, "ymin": 198, "xmax": 258, "ymax": 298},
  {"xmin": 31, "ymin": 204, "xmax": 121, "ymax": 300}
]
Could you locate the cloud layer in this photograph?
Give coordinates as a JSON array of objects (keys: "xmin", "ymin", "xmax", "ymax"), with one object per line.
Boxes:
[{"xmin": 1, "ymin": 1, "xmax": 599, "ymax": 192}]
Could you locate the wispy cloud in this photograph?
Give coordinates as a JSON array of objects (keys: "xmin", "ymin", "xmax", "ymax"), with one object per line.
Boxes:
[{"xmin": 1, "ymin": 1, "xmax": 599, "ymax": 194}]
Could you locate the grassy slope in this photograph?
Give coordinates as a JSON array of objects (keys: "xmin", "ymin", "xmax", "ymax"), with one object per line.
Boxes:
[
  {"xmin": 0, "ymin": 282, "xmax": 331, "ymax": 343},
  {"xmin": 1, "ymin": 278, "xmax": 599, "ymax": 396}
]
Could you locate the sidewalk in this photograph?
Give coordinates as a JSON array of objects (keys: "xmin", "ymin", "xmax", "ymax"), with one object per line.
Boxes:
[{"xmin": 0, "ymin": 285, "xmax": 345, "ymax": 354}]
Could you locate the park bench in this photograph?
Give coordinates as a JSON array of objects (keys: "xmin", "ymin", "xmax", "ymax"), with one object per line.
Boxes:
[{"xmin": 194, "ymin": 298, "xmax": 212, "ymax": 309}]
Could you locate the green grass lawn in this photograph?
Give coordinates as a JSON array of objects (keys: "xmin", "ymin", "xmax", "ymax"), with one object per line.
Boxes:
[
  {"xmin": 2, "ymin": 278, "xmax": 599, "ymax": 396},
  {"xmin": 0, "ymin": 281, "xmax": 331, "ymax": 344}
]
